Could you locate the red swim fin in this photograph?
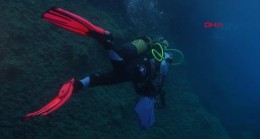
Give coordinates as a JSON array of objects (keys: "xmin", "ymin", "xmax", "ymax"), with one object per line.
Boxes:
[
  {"xmin": 24, "ymin": 78, "xmax": 75, "ymax": 120},
  {"xmin": 42, "ymin": 7, "xmax": 105, "ymax": 36}
]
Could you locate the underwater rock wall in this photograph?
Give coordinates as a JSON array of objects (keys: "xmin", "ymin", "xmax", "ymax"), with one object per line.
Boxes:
[
  {"xmin": 0, "ymin": 1, "xmax": 231, "ymax": 139},
  {"xmin": 125, "ymin": 0, "xmax": 164, "ymax": 34}
]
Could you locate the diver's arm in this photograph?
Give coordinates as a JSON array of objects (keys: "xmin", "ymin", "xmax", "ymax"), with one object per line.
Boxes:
[
  {"xmin": 157, "ymin": 52, "xmax": 173, "ymax": 90},
  {"xmin": 154, "ymin": 59, "xmax": 169, "ymax": 107},
  {"xmin": 156, "ymin": 60, "xmax": 169, "ymax": 93}
]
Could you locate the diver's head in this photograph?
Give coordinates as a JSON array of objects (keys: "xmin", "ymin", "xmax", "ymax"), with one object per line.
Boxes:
[
  {"xmin": 150, "ymin": 36, "xmax": 170, "ymax": 62},
  {"xmin": 162, "ymin": 39, "xmax": 169, "ymax": 49},
  {"xmin": 150, "ymin": 36, "xmax": 184, "ymax": 65},
  {"xmin": 153, "ymin": 36, "xmax": 169, "ymax": 49}
]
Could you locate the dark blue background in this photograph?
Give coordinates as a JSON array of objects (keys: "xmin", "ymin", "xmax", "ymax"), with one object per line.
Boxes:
[{"xmin": 160, "ymin": 0, "xmax": 260, "ymax": 138}]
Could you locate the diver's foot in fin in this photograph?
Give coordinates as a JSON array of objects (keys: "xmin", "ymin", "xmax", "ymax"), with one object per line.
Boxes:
[
  {"xmin": 90, "ymin": 30, "xmax": 114, "ymax": 50},
  {"xmin": 73, "ymin": 79, "xmax": 83, "ymax": 92},
  {"xmin": 43, "ymin": 7, "xmax": 107, "ymax": 37},
  {"xmin": 42, "ymin": 7, "xmax": 114, "ymax": 50},
  {"xmin": 24, "ymin": 78, "xmax": 76, "ymax": 120}
]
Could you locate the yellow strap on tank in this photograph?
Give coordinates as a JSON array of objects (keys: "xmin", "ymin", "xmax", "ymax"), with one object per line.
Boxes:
[{"xmin": 151, "ymin": 43, "xmax": 164, "ymax": 62}]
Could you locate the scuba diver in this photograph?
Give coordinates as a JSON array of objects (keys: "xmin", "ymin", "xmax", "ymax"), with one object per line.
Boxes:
[{"xmin": 25, "ymin": 7, "xmax": 180, "ymax": 129}]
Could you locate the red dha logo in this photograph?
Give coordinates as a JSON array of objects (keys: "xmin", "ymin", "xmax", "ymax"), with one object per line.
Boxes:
[{"xmin": 204, "ymin": 22, "xmax": 223, "ymax": 28}]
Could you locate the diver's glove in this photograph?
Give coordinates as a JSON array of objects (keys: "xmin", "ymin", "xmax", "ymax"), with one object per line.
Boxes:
[{"xmin": 164, "ymin": 52, "xmax": 173, "ymax": 64}]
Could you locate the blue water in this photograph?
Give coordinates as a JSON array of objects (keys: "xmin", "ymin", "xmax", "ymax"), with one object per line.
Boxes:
[{"xmin": 155, "ymin": 0, "xmax": 260, "ymax": 138}]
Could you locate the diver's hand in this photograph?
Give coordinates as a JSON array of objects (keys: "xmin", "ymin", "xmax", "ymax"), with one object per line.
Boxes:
[
  {"xmin": 155, "ymin": 89, "xmax": 167, "ymax": 108},
  {"xmin": 166, "ymin": 57, "xmax": 173, "ymax": 64}
]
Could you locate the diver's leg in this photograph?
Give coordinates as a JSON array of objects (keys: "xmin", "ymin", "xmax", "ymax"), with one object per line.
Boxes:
[
  {"xmin": 99, "ymin": 32, "xmax": 123, "ymax": 62},
  {"xmin": 79, "ymin": 71, "xmax": 127, "ymax": 89},
  {"xmin": 93, "ymin": 30, "xmax": 126, "ymax": 73},
  {"xmin": 107, "ymin": 49, "xmax": 123, "ymax": 61},
  {"xmin": 78, "ymin": 47, "xmax": 125, "ymax": 89},
  {"xmin": 74, "ymin": 31, "xmax": 124, "ymax": 90}
]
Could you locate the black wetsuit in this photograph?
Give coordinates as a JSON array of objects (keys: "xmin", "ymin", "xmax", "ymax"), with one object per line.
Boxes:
[{"xmin": 87, "ymin": 41, "xmax": 169, "ymax": 97}]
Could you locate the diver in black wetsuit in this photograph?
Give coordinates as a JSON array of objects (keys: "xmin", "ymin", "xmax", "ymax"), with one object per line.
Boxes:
[
  {"xmin": 74, "ymin": 32, "xmax": 173, "ymax": 107},
  {"xmin": 25, "ymin": 8, "xmax": 176, "ymax": 124}
]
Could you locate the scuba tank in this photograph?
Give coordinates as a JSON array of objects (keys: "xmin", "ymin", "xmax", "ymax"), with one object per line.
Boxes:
[
  {"xmin": 131, "ymin": 36, "xmax": 152, "ymax": 56},
  {"xmin": 119, "ymin": 36, "xmax": 153, "ymax": 62}
]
